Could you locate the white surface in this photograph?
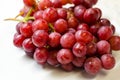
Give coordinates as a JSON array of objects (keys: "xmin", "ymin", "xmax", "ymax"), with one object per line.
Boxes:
[{"xmin": 0, "ymin": 0, "xmax": 120, "ymax": 80}]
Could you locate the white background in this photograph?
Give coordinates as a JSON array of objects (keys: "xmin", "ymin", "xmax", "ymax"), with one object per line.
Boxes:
[{"xmin": 0, "ymin": 0, "xmax": 120, "ymax": 80}]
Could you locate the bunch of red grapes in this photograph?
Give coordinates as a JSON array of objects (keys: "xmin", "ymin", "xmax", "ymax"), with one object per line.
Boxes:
[{"xmin": 13, "ymin": 0, "xmax": 120, "ymax": 75}]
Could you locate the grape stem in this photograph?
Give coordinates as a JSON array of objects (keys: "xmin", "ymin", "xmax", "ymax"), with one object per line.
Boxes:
[
  {"xmin": 4, "ymin": 18, "xmax": 23, "ymax": 22},
  {"xmin": 49, "ymin": 23, "xmax": 55, "ymax": 32},
  {"xmin": 5, "ymin": 7, "xmax": 35, "ymax": 22}
]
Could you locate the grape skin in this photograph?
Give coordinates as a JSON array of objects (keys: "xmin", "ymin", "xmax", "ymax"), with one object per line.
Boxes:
[
  {"xmin": 60, "ymin": 32, "xmax": 76, "ymax": 48},
  {"xmin": 84, "ymin": 57, "xmax": 102, "ymax": 75},
  {"xmin": 101, "ymin": 54, "xmax": 115, "ymax": 70},
  {"xmin": 57, "ymin": 49, "xmax": 73, "ymax": 64},
  {"xmin": 34, "ymin": 48, "xmax": 48, "ymax": 64},
  {"xmin": 32, "ymin": 30, "xmax": 49, "ymax": 48}
]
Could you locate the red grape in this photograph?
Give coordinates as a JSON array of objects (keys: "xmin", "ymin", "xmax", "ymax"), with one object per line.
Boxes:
[
  {"xmin": 22, "ymin": 38, "xmax": 36, "ymax": 53},
  {"xmin": 16, "ymin": 22, "xmax": 23, "ymax": 34},
  {"xmin": 57, "ymin": 8, "xmax": 67, "ymax": 19},
  {"xmin": 99, "ymin": 18, "xmax": 111, "ymax": 26},
  {"xmin": 43, "ymin": 7, "xmax": 58, "ymax": 22},
  {"xmin": 20, "ymin": 22, "xmax": 33, "ymax": 37},
  {"xmin": 83, "ymin": 8, "xmax": 100, "ymax": 24},
  {"xmin": 67, "ymin": 28, "xmax": 76, "ymax": 34},
  {"xmin": 72, "ymin": 42, "xmax": 87, "ymax": 57},
  {"xmin": 23, "ymin": 0, "xmax": 35, "ymax": 7},
  {"xmin": 68, "ymin": 16, "xmax": 79, "ymax": 29},
  {"xmin": 47, "ymin": 50, "xmax": 59, "ymax": 66},
  {"xmin": 60, "ymin": 32, "xmax": 76, "ymax": 48},
  {"xmin": 90, "ymin": 23, "xmax": 101, "ymax": 36},
  {"xmin": 74, "ymin": 5, "xmax": 86, "ymax": 21},
  {"xmin": 86, "ymin": 42, "xmax": 97, "ymax": 56},
  {"xmin": 57, "ymin": 49, "xmax": 73, "ymax": 64},
  {"xmin": 51, "ymin": 0, "xmax": 62, "ymax": 8},
  {"xmin": 71, "ymin": 0, "xmax": 84, "ymax": 5},
  {"xmin": 108, "ymin": 36, "xmax": 120, "ymax": 50},
  {"xmin": 13, "ymin": 33, "xmax": 25, "ymax": 48},
  {"xmin": 32, "ymin": 30, "xmax": 49, "ymax": 48},
  {"xmin": 60, "ymin": 0, "xmax": 70, "ymax": 5},
  {"xmin": 38, "ymin": 0, "xmax": 52, "ymax": 10},
  {"xmin": 34, "ymin": 48, "xmax": 48, "ymax": 64},
  {"xmin": 48, "ymin": 32, "xmax": 61, "ymax": 47},
  {"xmin": 72, "ymin": 56, "xmax": 86, "ymax": 67},
  {"xmin": 25, "ymin": 51, "xmax": 34, "ymax": 58},
  {"xmin": 110, "ymin": 24, "xmax": 115, "ymax": 34},
  {"xmin": 54, "ymin": 19, "xmax": 68, "ymax": 34},
  {"xmin": 84, "ymin": 57, "xmax": 102, "ymax": 75},
  {"xmin": 83, "ymin": 0, "xmax": 98, "ymax": 8},
  {"xmin": 101, "ymin": 54, "xmax": 115, "ymax": 70},
  {"xmin": 75, "ymin": 30, "xmax": 93, "ymax": 43},
  {"xmin": 32, "ymin": 19, "xmax": 49, "ymax": 32},
  {"xmin": 97, "ymin": 26, "xmax": 113, "ymax": 40},
  {"xmin": 33, "ymin": 10, "xmax": 43, "ymax": 19},
  {"xmin": 77, "ymin": 23, "xmax": 89, "ymax": 31},
  {"xmin": 94, "ymin": 8, "xmax": 102, "ymax": 20},
  {"xmin": 61, "ymin": 63, "xmax": 74, "ymax": 71},
  {"xmin": 97, "ymin": 40, "xmax": 111, "ymax": 55}
]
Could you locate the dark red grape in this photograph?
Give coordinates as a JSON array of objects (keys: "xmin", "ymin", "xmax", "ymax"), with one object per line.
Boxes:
[
  {"xmin": 34, "ymin": 48, "xmax": 48, "ymax": 64},
  {"xmin": 72, "ymin": 56, "xmax": 86, "ymax": 67},
  {"xmin": 86, "ymin": 42, "xmax": 97, "ymax": 56},
  {"xmin": 38, "ymin": 0, "xmax": 52, "ymax": 10},
  {"xmin": 83, "ymin": 8, "xmax": 100, "ymax": 24},
  {"xmin": 110, "ymin": 24, "xmax": 115, "ymax": 34},
  {"xmin": 68, "ymin": 16, "xmax": 79, "ymax": 29},
  {"xmin": 57, "ymin": 8, "xmax": 67, "ymax": 19},
  {"xmin": 101, "ymin": 54, "xmax": 115, "ymax": 70},
  {"xmin": 25, "ymin": 51, "xmax": 34, "ymax": 58},
  {"xmin": 60, "ymin": 32, "xmax": 76, "ymax": 48},
  {"xmin": 48, "ymin": 32, "xmax": 61, "ymax": 47},
  {"xmin": 60, "ymin": 0, "xmax": 70, "ymax": 5},
  {"xmin": 72, "ymin": 42, "xmax": 87, "ymax": 57},
  {"xmin": 33, "ymin": 10, "xmax": 43, "ymax": 19},
  {"xmin": 43, "ymin": 7, "xmax": 58, "ymax": 22},
  {"xmin": 84, "ymin": 57, "xmax": 102, "ymax": 75},
  {"xmin": 99, "ymin": 18, "xmax": 111, "ymax": 26},
  {"xmin": 20, "ymin": 22, "xmax": 33, "ymax": 37},
  {"xmin": 22, "ymin": 38, "xmax": 36, "ymax": 53},
  {"xmin": 32, "ymin": 30, "xmax": 49, "ymax": 48},
  {"xmin": 61, "ymin": 63, "xmax": 74, "ymax": 71},
  {"xmin": 90, "ymin": 23, "xmax": 101, "ymax": 36},
  {"xmin": 54, "ymin": 19, "xmax": 68, "ymax": 34},
  {"xmin": 108, "ymin": 36, "xmax": 120, "ymax": 50},
  {"xmin": 97, "ymin": 40, "xmax": 111, "ymax": 55},
  {"xmin": 32, "ymin": 19, "xmax": 49, "ymax": 32},
  {"xmin": 51, "ymin": 0, "xmax": 62, "ymax": 8},
  {"xmin": 97, "ymin": 26, "xmax": 113, "ymax": 40},
  {"xmin": 67, "ymin": 28, "xmax": 76, "ymax": 34},
  {"xmin": 77, "ymin": 23, "xmax": 89, "ymax": 31},
  {"xmin": 71, "ymin": 0, "xmax": 84, "ymax": 5},
  {"xmin": 13, "ymin": 33, "xmax": 25, "ymax": 48},
  {"xmin": 83, "ymin": 0, "xmax": 98, "ymax": 8},
  {"xmin": 74, "ymin": 5, "xmax": 86, "ymax": 21},
  {"xmin": 47, "ymin": 50, "xmax": 59, "ymax": 66},
  {"xmin": 16, "ymin": 22, "xmax": 23, "ymax": 34},
  {"xmin": 94, "ymin": 8, "xmax": 102, "ymax": 20},
  {"xmin": 23, "ymin": 0, "xmax": 35, "ymax": 7},
  {"xmin": 57, "ymin": 49, "xmax": 73, "ymax": 64},
  {"xmin": 75, "ymin": 30, "xmax": 93, "ymax": 43}
]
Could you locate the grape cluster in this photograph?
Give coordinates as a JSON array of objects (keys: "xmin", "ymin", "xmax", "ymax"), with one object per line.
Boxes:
[{"xmin": 13, "ymin": 0, "xmax": 120, "ymax": 75}]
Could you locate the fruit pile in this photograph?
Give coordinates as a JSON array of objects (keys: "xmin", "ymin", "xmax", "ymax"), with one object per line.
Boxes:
[{"xmin": 12, "ymin": 0, "xmax": 120, "ymax": 75}]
